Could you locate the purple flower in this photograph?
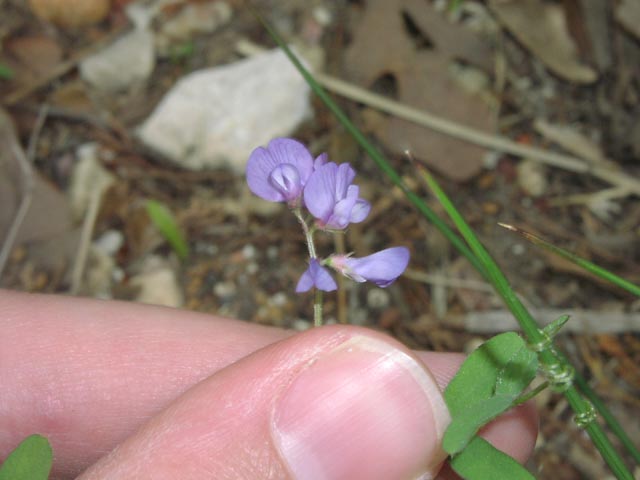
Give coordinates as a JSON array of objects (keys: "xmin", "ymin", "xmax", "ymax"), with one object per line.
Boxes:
[
  {"xmin": 246, "ymin": 138, "xmax": 314, "ymax": 204},
  {"xmin": 328, "ymin": 247, "xmax": 410, "ymax": 288},
  {"xmin": 296, "ymin": 259, "xmax": 337, "ymax": 293},
  {"xmin": 303, "ymin": 162, "xmax": 371, "ymax": 230}
]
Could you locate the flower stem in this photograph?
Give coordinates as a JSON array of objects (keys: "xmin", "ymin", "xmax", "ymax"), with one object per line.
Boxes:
[
  {"xmin": 294, "ymin": 208, "xmax": 317, "ymax": 259},
  {"xmin": 293, "ymin": 208, "xmax": 324, "ymax": 326},
  {"xmin": 314, "ymin": 289, "xmax": 323, "ymax": 327}
]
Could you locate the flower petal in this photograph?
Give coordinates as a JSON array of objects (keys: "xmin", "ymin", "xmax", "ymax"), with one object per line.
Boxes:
[
  {"xmin": 304, "ymin": 162, "xmax": 338, "ymax": 223},
  {"xmin": 314, "ymin": 153, "xmax": 328, "ymax": 169},
  {"xmin": 269, "ymin": 163, "xmax": 302, "ymax": 201},
  {"xmin": 334, "ymin": 163, "xmax": 356, "ymax": 199},
  {"xmin": 295, "ymin": 259, "xmax": 337, "ymax": 293},
  {"xmin": 350, "ymin": 198, "xmax": 371, "ymax": 223},
  {"xmin": 327, "ymin": 193, "xmax": 358, "ymax": 229},
  {"xmin": 344, "ymin": 247, "xmax": 410, "ymax": 287},
  {"xmin": 246, "ymin": 138, "xmax": 314, "ymax": 202}
]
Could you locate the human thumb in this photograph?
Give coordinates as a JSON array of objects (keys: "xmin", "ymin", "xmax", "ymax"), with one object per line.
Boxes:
[{"xmin": 79, "ymin": 325, "xmax": 451, "ymax": 479}]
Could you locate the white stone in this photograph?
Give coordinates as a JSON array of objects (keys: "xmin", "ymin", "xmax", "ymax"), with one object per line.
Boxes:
[
  {"xmin": 213, "ymin": 280, "xmax": 236, "ymax": 299},
  {"xmin": 242, "ymin": 243, "xmax": 256, "ymax": 260},
  {"xmin": 517, "ymin": 159, "xmax": 547, "ymax": 197},
  {"xmin": 137, "ymin": 48, "xmax": 312, "ymax": 173},
  {"xmin": 367, "ymin": 288, "xmax": 390, "ymax": 309},
  {"xmin": 94, "ymin": 229, "xmax": 124, "ymax": 256},
  {"xmin": 156, "ymin": 1, "xmax": 232, "ymax": 54},
  {"xmin": 80, "ymin": 28, "xmax": 155, "ymax": 92},
  {"xmin": 131, "ymin": 256, "xmax": 183, "ymax": 308}
]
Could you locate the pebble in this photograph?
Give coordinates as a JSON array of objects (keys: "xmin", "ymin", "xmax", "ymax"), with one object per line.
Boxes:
[
  {"xmin": 137, "ymin": 48, "xmax": 312, "ymax": 173},
  {"xmin": 242, "ymin": 244, "xmax": 256, "ymax": 260},
  {"xmin": 517, "ymin": 159, "xmax": 547, "ymax": 197},
  {"xmin": 80, "ymin": 29, "xmax": 155, "ymax": 93},
  {"xmin": 367, "ymin": 289, "xmax": 390, "ymax": 309},
  {"xmin": 214, "ymin": 280, "xmax": 237, "ymax": 300},
  {"xmin": 94, "ymin": 229, "xmax": 124, "ymax": 256},
  {"xmin": 131, "ymin": 264, "xmax": 184, "ymax": 308}
]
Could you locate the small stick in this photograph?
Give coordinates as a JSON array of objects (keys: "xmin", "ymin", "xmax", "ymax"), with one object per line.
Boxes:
[{"xmin": 0, "ymin": 106, "xmax": 45, "ymax": 277}]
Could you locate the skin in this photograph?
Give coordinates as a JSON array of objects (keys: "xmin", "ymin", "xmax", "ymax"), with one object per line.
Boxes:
[{"xmin": 0, "ymin": 290, "xmax": 537, "ymax": 479}]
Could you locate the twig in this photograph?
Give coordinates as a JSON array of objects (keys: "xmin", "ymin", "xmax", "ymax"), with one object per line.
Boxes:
[
  {"xmin": 70, "ymin": 187, "xmax": 104, "ymax": 295},
  {"xmin": 236, "ymin": 40, "xmax": 640, "ymax": 196},
  {"xmin": 404, "ymin": 268, "xmax": 494, "ymax": 292},
  {"xmin": 0, "ymin": 107, "xmax": 41, "ymax": 277},
  {"xmin": 460, "ymin": 309, "xmax": 640, "ymax": 333}
]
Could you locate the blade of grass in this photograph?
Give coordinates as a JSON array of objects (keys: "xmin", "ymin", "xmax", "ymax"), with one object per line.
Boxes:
[
  {"xmin": 499, "ymin": 223, "xmax": 640, "ymax": 297},
  {"xmin": 251, "ymin": 9, "xmax": 486, "ymax": 278},
  {"xmin": 416, "ymin": 162, "xmax": 634, "ymax": 479}
]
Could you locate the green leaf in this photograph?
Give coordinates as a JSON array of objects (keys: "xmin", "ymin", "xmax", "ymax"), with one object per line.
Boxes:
[
  {"xmin": 145, "ymin": 199, "xmax": 189, "ymax": 260},
  {"xmin": 444, "ymin": 332, "xmax": 528, "ymax": 417},
  {"xmin": 495, "ymin": 346, "xmax": 538, "ymax": 397},
  {"xmin": 444, "ymin": 338, "xmax": 538, "ymax": 455},
  {"xmin": 450, "ymin": 436, "xmax": 535, "ymax": 480},
  {"xmin": 444, "ymin": 395, "xmax": 515, "ymax": 454},
  {"xmin": 541, "ymin": 314, "xmax": 570, "ymax": 340},
  {"xmin": 0, "ymin": 434, "xmax": 53, "ymax": 480}
]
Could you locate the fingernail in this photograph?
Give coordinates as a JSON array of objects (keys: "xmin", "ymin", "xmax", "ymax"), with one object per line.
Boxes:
[{"xmin": 272, "ymin": 335, "xmax": 450, "ymax": 480}]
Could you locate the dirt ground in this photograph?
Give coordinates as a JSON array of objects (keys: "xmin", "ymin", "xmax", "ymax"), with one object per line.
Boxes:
[{"xmin": 1, "ymin": 0, "xmax": 639, "ymax": 478}]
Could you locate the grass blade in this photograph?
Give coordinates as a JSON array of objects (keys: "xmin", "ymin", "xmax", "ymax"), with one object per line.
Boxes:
[
  {"xmin": 499, "ymin": 223, "xmax": 640, "ymax": 297},
  {"xmin": 145, "ymin": 199, "xmax": 189, "ymax": 260}
]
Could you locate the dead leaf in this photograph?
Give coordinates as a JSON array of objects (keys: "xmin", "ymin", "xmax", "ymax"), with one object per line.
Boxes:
[
  {"xmin": 5, "ymin": 34, "xmax": 63, "ymax": 79},
  {"xmin": 344, "ymin": 0, "xmax": 496, "ymax": 181},
  {"xmin": 0, "ymin": 108, "xmax": 73, "ymax": 245},
  {"xmin": 615, "ymin": 0, "xmax": 640, "ymax": 41},
  {"xmin": 488, "ymin": 0, "xmax": 597, "ymax": 84},
  {"xmin": 28, "ymin": 0, "xmax": 110, "ymax": 29}
]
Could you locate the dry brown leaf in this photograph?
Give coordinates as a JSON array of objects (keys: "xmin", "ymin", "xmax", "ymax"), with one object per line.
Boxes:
[
  {"xmin": 488, "ymin": 0, "xmax": 597, "ymax": 84},
  {"xmin": 344, "ymin": 0, "xmax": 495, "ymax": 181},
  {"xmin": 0, "ymin": 108, "xmax": 74, "ymax": 246},
  {"xmin": 615, "ymin": 0, "xmax": 640, "ymax": 40},
  {"xmin": 28, "ymin": 0, "xmax": 111, "ymax": 29},
  {"xmin": 5, "ymin": 34, "xmax": 63, "ymax": 82}
]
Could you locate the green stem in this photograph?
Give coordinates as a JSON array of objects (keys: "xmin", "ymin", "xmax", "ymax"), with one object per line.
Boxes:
[
  {"xmin": 512, "ymin": 381, "xmax": 549, "ymax": 407},
  {"xmin": 294, "ymin": 208, "xmax": 317, "ymax": 259},
  {"xmin": 419, "ymin": 166, "xmax": 634, "ymax": 479},
  {"xmin": 293, "ymin": 208, "xmax": 324, "ymax": 326},
  {"xmin": 564, "ymin": 387, "xmax": 633, "ymax": 479},
  {"xmin": 574, "ymin": 372, "xmax": 640, "ymax": 464},
  {"xmin": 314, "ymin": 289, "xmax": 323, "ymax": 327}
]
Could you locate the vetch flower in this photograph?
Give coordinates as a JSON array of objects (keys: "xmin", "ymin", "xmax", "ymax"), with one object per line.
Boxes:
[
  {"xmin": 296, "ymin": 259, "xmax": 338, "ymax": 293},
  {"xmin": 303, "ymin": 162, "xmax": 371, "ymax": 230},
  {"xmin": 246, "ymin": 138, "xmax": 314, "ymax": 204},
  {"xmin": 327, "ymin": 247, "xmax": 410, "ymax": 288}
]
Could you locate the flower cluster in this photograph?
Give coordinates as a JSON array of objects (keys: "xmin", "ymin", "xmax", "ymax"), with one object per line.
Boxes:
[{"xmin": 246, "ymin": 137, "xmax": 409, "ymax": 294}]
